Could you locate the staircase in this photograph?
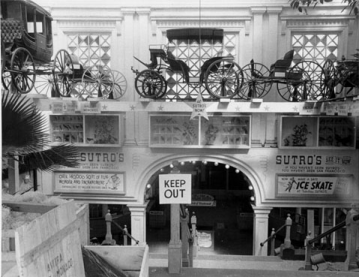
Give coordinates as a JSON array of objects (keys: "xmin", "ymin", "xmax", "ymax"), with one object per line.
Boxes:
[{"xmin": 149, "ymin": 253, "xmax": 359, "ymax": 276}]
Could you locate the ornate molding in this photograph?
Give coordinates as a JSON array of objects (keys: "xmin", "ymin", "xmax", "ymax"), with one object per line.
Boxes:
[
  {"xmin": 156, "ymin": 20, "xmax": 244, "ymax": 28},
  {"xmin": 58, "ymin": 20, "xmax": 116, "ymax": 28}
]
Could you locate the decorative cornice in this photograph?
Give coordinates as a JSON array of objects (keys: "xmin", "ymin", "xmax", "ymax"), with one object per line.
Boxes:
[
  {"xmin": 58, "ymin": 20, "xmax": 116, "ymax": 28},
  {"xmin": 156, "ymin": 20, "xmax": 245, "ymax": 28},
  {"xmin": 251, "ymin": 7, "xmax": 267, "ymax": 14},
  {"xmin": 266, "ymin": 7, "xmax": 282, "ymax": 14}
]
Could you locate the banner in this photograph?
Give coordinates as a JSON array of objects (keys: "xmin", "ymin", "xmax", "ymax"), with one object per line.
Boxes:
[{"xmin": 277, "ymin": 175, "xmax": 352, "ymax": 197}]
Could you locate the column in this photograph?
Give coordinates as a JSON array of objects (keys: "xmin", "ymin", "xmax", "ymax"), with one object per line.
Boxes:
[
  {"xmin": 252, "ymin": 206, "xmax": 272, "ymax": 256},
  {"xmin": 266, "ymin": 7, "xmax": 282, "ymax": 102},
  {"xmin": 121, "ymin": 9, "xmax": 137, "ymax": 145},
  {"xmin": 128, "ymin": 204, "xmax": 147, "ymax": 245},
  {"xmin": 251, "ymin": 7, "xmax": 266, "ymax": 64}
]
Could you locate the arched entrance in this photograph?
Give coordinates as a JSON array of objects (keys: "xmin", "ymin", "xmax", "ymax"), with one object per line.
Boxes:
[{"xmin": 143, "ymin": 157, "xmax": 259, "ymax": 256}]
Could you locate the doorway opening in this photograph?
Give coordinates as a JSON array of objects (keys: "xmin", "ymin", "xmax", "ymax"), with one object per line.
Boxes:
[{"xmin": 145, "ymin": 160, "xmax": 255, "ymax": 255}]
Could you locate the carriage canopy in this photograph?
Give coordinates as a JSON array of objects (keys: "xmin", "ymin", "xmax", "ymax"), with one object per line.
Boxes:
[{"xmin": 166, "ymin": 28, "xmax": 224, "ymax": 43}]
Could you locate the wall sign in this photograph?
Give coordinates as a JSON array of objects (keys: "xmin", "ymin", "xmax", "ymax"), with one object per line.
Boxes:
[
  {"xmin": 54, "ymin": 171, "xmax": 125, "ymax": 194},
  {"xmin": 276, "ymin": 174, "xmax": 352, "ymax": 197},
  {"xmin": 159, "ymin": 174, "xmax": 192, "ymax": 204}
]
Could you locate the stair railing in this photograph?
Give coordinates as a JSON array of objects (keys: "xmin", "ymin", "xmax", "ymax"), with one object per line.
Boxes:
[
  {"xmin": 260, "ymin": 214, "xmax": 292, "ymax": 256},
  {"xmin": 303, "ymin": 213, "xmax": 359, "ymax": 271},
  {"xmin": 102, "ymin": 210, "xmax": 139, "ymax": 245}
]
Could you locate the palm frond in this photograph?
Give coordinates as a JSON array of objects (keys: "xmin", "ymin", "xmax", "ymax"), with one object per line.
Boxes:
[
  {"xmin": 2, "ymin": 91, "xmax": 49, "ymax": 156},
  {"xmin": 19, "ymin": 144, "xmax": 79, "ymax": 172}
]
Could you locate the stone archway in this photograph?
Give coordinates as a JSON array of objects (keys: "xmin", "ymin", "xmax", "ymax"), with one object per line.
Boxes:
[{"xmin": 138, "ymin": 155, "xmax": 265, "ymax": 255}]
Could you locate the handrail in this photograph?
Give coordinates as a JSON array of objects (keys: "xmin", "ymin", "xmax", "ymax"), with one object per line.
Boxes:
[
  {"xmin": 260, "ymin": 223, "xmax": 286, "ymax": 247},
  {"xmin": 307, "ymin": 214, "xmax": 359, "ymax": 246},
  {"xmin": 111, "ymin": 220, "xmax": 139, "ymax": 245}
]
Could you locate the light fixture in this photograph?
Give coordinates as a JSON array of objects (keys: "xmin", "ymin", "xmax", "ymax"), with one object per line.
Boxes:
[
  {"xmin": 170, "ymin": 164, "xmax": 174, "ymax": 168},
  {"xmin": 214, "ymin": 162, "xmax": 218, "ymax": 166},
  {"xmin": 235, "ymin": 169, "xmax": 240, "ymax": 174},
  {"xmin": 192, "ymin": 161, "xmax": 196, "ymax": 164},
  {"xmin": 181, "ymin": 161, "xmax": 185, "ymax": 166},
  {"xmin": 250, "ymin": 196, "xmax": 255, "ymax": 202},
  {"xmin": 203, "ymin": 161, "xmax": 207, "ymax": 164},
  {"xmin": 248, "ymin": 185, "xmax": 253, "ymax": 190},
  {"xmin": 146, "ymin": 184, "xmax": 151, "ymax": 189},
  {"xmin": 160, "ymin": 168, "xmax": 164, "ymax": 172},
  {"xmin": 225, "ymin": 164, "xmax": 230, "ymax": 169}
]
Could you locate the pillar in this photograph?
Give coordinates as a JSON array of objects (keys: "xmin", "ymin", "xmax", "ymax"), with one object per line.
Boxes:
[
  {"xmin": 127, "ymin": 204, "xmax": 147, "ymax": 245},
  {"xmin": 345, "ymin": 203, "xmax": 359, "ymax": 270},
  {"xmin": 168, "ymin": 204, "xmax": 182, "ymax": 273},
  {"xmin": 251, "ymin": 7, "xmax": 266, "ymax": 64},
  {"xmin": 252, "ymin": 206, "xmax": 272, "ymax": 256}
]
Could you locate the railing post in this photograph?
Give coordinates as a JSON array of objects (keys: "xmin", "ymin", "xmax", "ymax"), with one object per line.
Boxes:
[
  {"xmin": 191, "ymin": 212, "xmax": 198, "ymax": 257},
  {"xmin": 284, "ymin": 214, "xmax": 292, "ymax": 249},
  {"xmin": 270, "ymin": 228, "xmax": 276, "ymax": 256},
  {"xmin": 123, "ymin": 225, "xmax": 128, "ymax": 246},
  {"xmin": 303, "ymin": 232, "xmax": 313, "ymax": 271},
  {"xmin": 188, "ymin": 236, "xmax": 194, "ymax": 267},
  {"xmin": 181, "ymin": 208, "xmax": 189, "ymax": 267},
  {"xmin": 345, "ymin": 204, "xmax": 359, "ymax": 270},
  {"xmin": 102, "ymin": 210, "xmax": 116, "ymax": 245}
]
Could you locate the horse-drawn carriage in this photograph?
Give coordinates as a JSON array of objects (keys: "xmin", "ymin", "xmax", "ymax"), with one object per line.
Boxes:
[
  {"xmin": 1, "ymin": 0, "xmax": 127, "ymax": 99},
  {"xmin": 132, "ymin": 28, "xmax": 244, "ymax": 100},
  {"xmin": 321, "ymin": 52, "xmax": 359, "ymax": 99},
  {"xmin": 239, "ymin": 50, "xmax": 325, "ymax": 102}
]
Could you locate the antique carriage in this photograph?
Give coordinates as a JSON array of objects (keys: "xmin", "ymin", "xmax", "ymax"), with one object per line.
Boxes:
[
  {"xmin": 132, "ymin": 28, "xmax": 244, "ymax": 100},
  {"xmin": 239, "ymin": 50, "xmax": 325, "ymax": 102},
  {"xmin": 1, "ymin": 0, "xmax": 127, "ymax": 99},
  {"xmin": 0, "ymin": 0, "xmax": 73, "ymax": 94}
]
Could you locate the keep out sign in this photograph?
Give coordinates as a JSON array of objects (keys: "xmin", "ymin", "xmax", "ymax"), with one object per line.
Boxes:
[{"xmin": 159, "ymin": 174, "xmax": 192, "ymax": 204}]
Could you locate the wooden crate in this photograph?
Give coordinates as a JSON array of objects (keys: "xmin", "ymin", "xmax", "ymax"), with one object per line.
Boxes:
[
  {"xmin": 85, "ymin": 245, "xmax": 149, "ymax": 277},
  {"xmin": 2, "ymin": 201, "xmax": 89, "ymax": 277}
]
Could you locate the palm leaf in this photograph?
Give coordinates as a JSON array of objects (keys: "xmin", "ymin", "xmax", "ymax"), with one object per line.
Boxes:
[
  {"xmin": 2, "ymin": 91, "xmax": 79, "ymax": 171},
  {"xmin": 2, "ymin": 91, "xmax": 49, "ymax": 156},
  {"xmin": 19, "ymin": 145, "xmax": 79, "ymax": 172}
]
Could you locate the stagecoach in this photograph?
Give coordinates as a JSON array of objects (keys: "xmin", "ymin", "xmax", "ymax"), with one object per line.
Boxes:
[{"xmin": 1, "ymin": 0, "xmax": 127, "ymax": 99}]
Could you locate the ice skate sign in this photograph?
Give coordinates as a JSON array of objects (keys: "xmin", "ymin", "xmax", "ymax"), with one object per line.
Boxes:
[{"xmin": 159, "ymin": 174, "xmax": 192, "ymax": 204}]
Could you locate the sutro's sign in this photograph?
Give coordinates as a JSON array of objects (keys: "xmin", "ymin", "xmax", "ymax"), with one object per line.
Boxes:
[{"xmin": 159, "ymin": 174, "xmax": 192, "ymax": 204}]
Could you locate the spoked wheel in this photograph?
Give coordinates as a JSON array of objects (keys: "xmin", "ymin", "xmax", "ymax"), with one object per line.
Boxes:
[
  {"xmin": 321, "ymin": 59, "xmax": 338, "ymax": 99},
  {"xmin": 277, "ymin": 64, "xmax": 312, "ymax": 102},
  {"xmin": 53, "ymin": 49, "xmax": 74, "ymax": 97},
  {"xmin": 10, "ymin": 47, "xmax": 36, "ymax": 93},
  {"xmin": 81, "ymin": 66, "xmax": 114, "ymax": 99},
  {"xmin": 294, "ymin": 61, "xmax": 324, "ymax": 100},
  {"xmin": 110, "ymin": 70, "xmax": 127, "ymax": 100},
  {"xmin": 2, "ymin": 65, "xmax": 12, "ymax": 91},
  {"xmin": 134, "ymin": 69, "xmax": 164, "ymax": 98},
  {"xmin": 204, "ymin": 59, "xmax": 243, "ymax": 99},
  {"xmin": 34, "ymin": 65, "xmax": 54, "ymax": 96},
  {"xmin": 240, "ymin": 62, "xmax": 272, "ymax": 100}
]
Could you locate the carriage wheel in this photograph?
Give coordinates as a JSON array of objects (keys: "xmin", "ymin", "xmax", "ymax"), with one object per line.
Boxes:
[
  {"xmin": 239, "ymin": 62, "xmax": 272, "ymax": 100},
  {"xmin": 346, "ymin": 61, "xmax": 359, "ymax": 89},
  {"xmin": 81, "ymin": 66, "xmax": 114, "ymax": 99},
  {"xmin": 53, "ymin": 49, "xmax": 74, "ymax": 97},
  {"xmin": 321, "ymin": 59, "xmax": 338, "ymax": 99},
  {"xmin": 34, "ymin": 66, "xmax": 54, "ymax": 96},
  {"xmin": 204, "ymin": 59, "xmax": 243, "ymax": 99},
  {"xmin": 2, "ymin": 65, "xmax": 12, "ymax": 91},
  {"xmin": 134, "ymin": 69, "xmax": 164, "ymax": 98},
  {"xmin": 277, "ymin": 65, "xmax": 311, "ymax": 102},
  {"xmin": 110, "ymin": 70, "xmax": 127, "ymax": 100},
  {"xmin": 10, "ymin": 47, "xmax": 36, "ymax": 93},
  {"xmin": 155, "ymin": 75, "xmax": 167, "ymax": 99}
]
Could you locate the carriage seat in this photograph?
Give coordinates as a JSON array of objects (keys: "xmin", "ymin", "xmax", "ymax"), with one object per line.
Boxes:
[
  {"xmin": 166, "ymin": 51, "xmax": 190, "ymax": 83},
  {"xmin": 269, "ymin": 50, "xmax": 294, "ymax": 77},
  {"xmin": 1, "ymin": 19, "xmax": 22, "ymax": 44}
]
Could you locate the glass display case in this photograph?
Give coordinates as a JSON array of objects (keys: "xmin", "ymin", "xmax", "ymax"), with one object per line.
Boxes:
[
  {"xmin": 279, "ymin": 116, "xmax": 356, "ymax": 149},
  {"xmin": 149, "ymin": 114, "xmax": 251, "ymax": 148},
  {"xmin": 50, "ymin": 114, "xmax": 124, "ymax": 146}
]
